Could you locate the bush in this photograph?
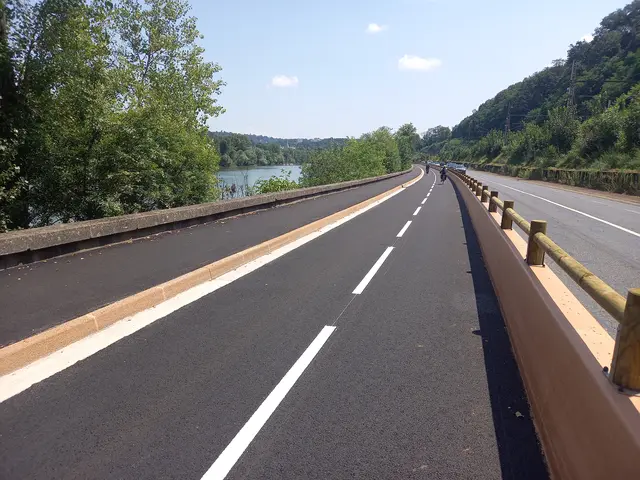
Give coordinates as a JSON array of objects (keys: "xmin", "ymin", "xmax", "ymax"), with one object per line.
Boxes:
[
  {"xmin": 575, "ymin": 109, "xmax": 621, "ymax": 158},
  {"xmin": 301, "ymin": 127, "xmax": 405, "ymax": 187},
  {"xmin": 474, "ymin": 130, "xmax": 504, "ymax": 159},
  {"xmin": 618, "ymin": 102, "xmax": 640, "ymax": 152},
  {"xmin": 547, "ymin": 107, "xmax": 579, "ymax": 153},
  {"xmin": 504, "ymin": 123, "xmax": 551, "ymax": 164},
  {"xmin": 254, "ymin": 170, "xmax": 299, "ymax": 194}
]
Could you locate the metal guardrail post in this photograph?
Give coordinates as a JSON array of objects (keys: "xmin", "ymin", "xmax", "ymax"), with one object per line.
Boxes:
[
  {"xmin": 611, "ymin": 289, "xmax": 640, "ymax": 392},
  {"xmin": 527, "ymin": 220, "xmax": 547, "ymax": 266},
  {"xmin": 489, "ymin": 191, "xmax": 499, "ymax": 212}
]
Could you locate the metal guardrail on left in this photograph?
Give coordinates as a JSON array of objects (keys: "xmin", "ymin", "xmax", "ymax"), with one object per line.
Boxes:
[{"xmin": 450, "ymin": 168, "xmax": 640, "ymax": 393}]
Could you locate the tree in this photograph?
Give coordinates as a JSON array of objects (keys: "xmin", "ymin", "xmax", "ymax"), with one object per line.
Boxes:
[
  {"xmin": 546, "ymin": 107, "xmax": 579, "ymax": 153},
  {"xmin": 431, "ymin": 1, "xmax": 640, "ymax": 170},
  {"xmin": 421, "ymin": 125, "xmax": 451, "ymax": 154},
  {"xmin": 363, "ymin": 127, "xmax": 400, "ymax": 173},
  {"xmin": 395, "ymin": 122, "xmax": 419, "ymax": 169},
  {"xmin": 301, "ymin": 126, "xmax": 405, "ymax": 187},
  {"xmin": 1, "ymin": 0, "xmax": 225, "ymax": 228},
  {"xmin": 0, "ymin": 0, "xmax": 25, "ymax": 231}
]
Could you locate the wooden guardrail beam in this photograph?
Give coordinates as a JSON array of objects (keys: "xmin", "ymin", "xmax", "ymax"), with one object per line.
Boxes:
[
  {"xmin": 506, "ymin": 208, "xmax": 531, "ymax": 234},
  {"xmin": 534, "ymin": 233, "xmax": 625, "ymax": 323}
]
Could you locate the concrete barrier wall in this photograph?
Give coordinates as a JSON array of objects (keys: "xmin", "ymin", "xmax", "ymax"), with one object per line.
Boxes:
[
  {"xmin": 450, "ymin": 173, "xmax": 640, "ymax": 479},
  {"xmin": 0, "ymin": 168, "xmax": 412, "ymax": 269}
]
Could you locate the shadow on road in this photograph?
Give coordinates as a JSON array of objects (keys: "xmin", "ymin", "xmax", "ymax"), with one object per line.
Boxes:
[{"xmin": 452, "ymin": 182, "xmax": 550, "ymax": 480}]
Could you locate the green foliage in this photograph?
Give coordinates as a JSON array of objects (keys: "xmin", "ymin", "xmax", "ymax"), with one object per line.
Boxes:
[
  {"xmin": 395, "ymin": 122, "xmax": 419, "ymax": 169},
  {"xmin": 432, "ymin": 1, "xmax": 640, "ymax": 173},
  {"xmin": 420, "ymin": 125, "xmax": 451, "ymax": 155},
  {"xmin": 452, "ymin": 1, "xmax": 640, "ymax": 141},
  {"xmin": 503, "ymin": 123, "xmax": 552, "ymax": 164},
  {"xmin": 473, "ymin": 129, "xmax": 504, "ymax": 159},
  {"xmin": 575, "ymin": 109, "xmax": 620, "ymax": 158},
  {"xmin": 210, "ymin": 131, "xmax": 347, "ymax": 150},
  {"xmin": 301, "ymin": 126, "xmax": 407, "ymax": 187},
  {"xmin": 254, "ymin": 170, "xmax": 299, "ymax": 194},
  {"xmin": 546, "ymin": 107, "xmax": 579, "ymax": 153},
  {"xmin": 615, "ymin": 84, "xmax": 640, "ymax": 152},
  {"xmin": 1, "ymin": 0, "xmax": 224, "ymax": 230},
  {"xmin": 212, "ymin": 132, "xmax": 313, "ymax": 167},
  {"xmin": 363, "ymin": 127, "xmax": 401, "ymax": 173},
  {"xmin": 0, "ymin": 136, "xmax": 24, "ymax": 232},
  {"xmin": 439, "ymin": 138, "xmax": 473, "ymax": 162}
]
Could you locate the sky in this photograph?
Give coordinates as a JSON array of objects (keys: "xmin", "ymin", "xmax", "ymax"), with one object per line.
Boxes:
[{"xmin": 189, "ymin": 0, "xmax": 631, "ymax": 138}]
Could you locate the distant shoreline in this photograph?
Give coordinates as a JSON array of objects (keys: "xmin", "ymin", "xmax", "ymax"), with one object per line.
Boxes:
[{"xmin": 218, "ymin": 164, "xmax": 301, "ymax": 171}]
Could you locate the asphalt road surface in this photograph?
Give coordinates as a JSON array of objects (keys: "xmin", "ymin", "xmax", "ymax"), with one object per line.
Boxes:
[
  {"xmin": 0, "ymin": 169, "xmax": 547, "ymax": 479},
  {"xmin": 0, "ymin": 169, "xmax": 417, "ymax": 347},
  {"xmin": 469, "ymin": 170, "xmax": 640, "ymax": 336}
]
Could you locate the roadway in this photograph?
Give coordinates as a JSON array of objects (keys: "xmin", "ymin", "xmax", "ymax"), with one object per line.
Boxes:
[
  {"xmin": 0, "ymin": 168, "xmax": 547, "ymax": 479},
  {"xmin": 0, "ymin": 169, "xmax": 417, "ymax": 347},
  {"xmin": 469, "ymin": 170, "xmax": 640, "ymax": 336}
]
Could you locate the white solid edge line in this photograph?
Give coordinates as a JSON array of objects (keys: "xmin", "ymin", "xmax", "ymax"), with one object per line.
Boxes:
[
  {"xmin": 201, "ymin": 325, "xmax": 336, "ymax": 480},
  {"xmin": 413, "ymin": 206, "xmax": 422, "ymax": 216},
  {"xmin": 0, "ymin": 173, "xmax": 420, "ymax": 402},
  {"xmin": 493, "ymin": 182, "xmax": 640, "ymax": 238},
  {"xmin": 396, "ymin": 220, "xmax": 412, "ymax": 238},
  {"xmin": 625, "ymin": 208, "xmax": 640, "ymax": 215},
  {"xmin": 352, "ymin": 246, "xmax": 394, "ymax": 295}
]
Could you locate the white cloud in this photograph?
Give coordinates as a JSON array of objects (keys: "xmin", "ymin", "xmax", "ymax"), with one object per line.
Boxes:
[
  {"xmin": 398, "ymin": 55, "xmax": 442, "ymax": 71},
  {"xmin": 581, "ymin": 33, "xmax": 594, "ymax": 43},
  {"xmin": 271, "ymin": 75, "xmax": 299, "ymax": 87},
  {"xmin": 366, "ymin": 23, "xmax": 388, "ymax": 34}
]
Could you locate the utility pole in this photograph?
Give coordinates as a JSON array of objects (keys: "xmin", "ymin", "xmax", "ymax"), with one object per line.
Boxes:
[
  {"xmin": 504, "ymin": 102, "xmax": 511, "ymax": 143},
  {"xmin": 567, "ymin": 60, "xmax": 576, "ymax": 109}
]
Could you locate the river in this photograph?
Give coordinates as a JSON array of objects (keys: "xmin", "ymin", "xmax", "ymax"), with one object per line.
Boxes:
[{"xmin": 217, "ymin": 165, "xmax": 302, "ymax": 198}]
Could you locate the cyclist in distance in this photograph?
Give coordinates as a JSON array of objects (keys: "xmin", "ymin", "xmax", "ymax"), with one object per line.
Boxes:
[{"xmin": 440, "ymin": 165, "xmax": 447, "ymax": 183}]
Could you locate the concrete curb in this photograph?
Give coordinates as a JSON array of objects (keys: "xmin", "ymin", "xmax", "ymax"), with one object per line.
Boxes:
[
  {"xmin": 450, "ymin": 173, "xmax": 640, "ymax": 479},
  {"xmin": 0, "ymin": 168, "xmax": 412, "ymax": 269},
  {"xmin": 0, "ymin": 168, "xmax": 423, "ymax": 376}
]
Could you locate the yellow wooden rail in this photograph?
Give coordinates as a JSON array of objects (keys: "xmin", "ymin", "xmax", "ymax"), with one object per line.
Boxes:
[{"xmin": 450, "ymin": 167, "xmax": 640, "ymax": 392}]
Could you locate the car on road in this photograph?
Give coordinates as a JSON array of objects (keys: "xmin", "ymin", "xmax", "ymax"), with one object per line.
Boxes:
[{"xmin": 446, "ymin": 162, "xmax": 467, "ymax": 174}]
